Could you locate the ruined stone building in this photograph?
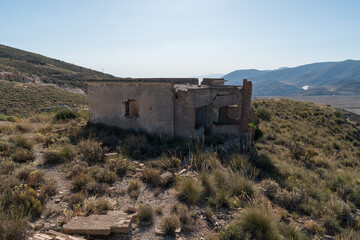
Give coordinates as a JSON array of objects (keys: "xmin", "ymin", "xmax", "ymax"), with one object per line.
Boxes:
[{"xmin": 87, "ymin": 78, "xmax": 258, "ymax": 138}]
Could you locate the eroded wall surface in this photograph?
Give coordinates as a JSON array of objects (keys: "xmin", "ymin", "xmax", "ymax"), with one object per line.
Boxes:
[{"xmin": 88, "ymin": 82, "xmax": 174, "ymax": 135}]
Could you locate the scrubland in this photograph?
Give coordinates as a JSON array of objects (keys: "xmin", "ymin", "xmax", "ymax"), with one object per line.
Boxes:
[{"xmin": 0, "ymin": 99, "xmax": 359, "ymax": 240}]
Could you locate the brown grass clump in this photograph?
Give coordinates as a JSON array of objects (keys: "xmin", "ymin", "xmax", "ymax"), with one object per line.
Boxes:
[
  {"xmin": 127, "ymin": 179, "xmax": 142, "ymax": 199},
  {"xmin": 85, "ymin": 197, "xmax": 114, "ymax": 213},
  {"xmin": 10, "ymin": 135, "xmax": 33, "ymax": 150},
  {"xmin": 161, "ymin": 214, "xmax": 180, "ymax": 235},
  {"xmin": 177, "ymin": 177, "xmax": 204, "ymax": 205},
  {"xmin": 137, "ymin": 204, "xmax": 154, "ymax": 223},
  {"xmin": 220, "ymin": 199, "xmax": 280, "ymax": 240},
  {"xmin": 142, "ymin": 168, "xmax": 161, "ymax": 186}
]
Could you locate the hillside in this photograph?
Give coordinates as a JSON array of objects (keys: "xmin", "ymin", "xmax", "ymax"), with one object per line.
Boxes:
[
  {"xmin": 0, "ymin": 44, "xmax": 114, "ymax": 90},
  {"xmin": 1, "ymin": 99, "xmax": 359, "ymax": 239},
  {"xmin": 0, "ymin": 80, "xmax": 87, "ymax": 116},
  {"xmin": 223, "ymin": 60, "xmax": 360, "ymax": 96}
]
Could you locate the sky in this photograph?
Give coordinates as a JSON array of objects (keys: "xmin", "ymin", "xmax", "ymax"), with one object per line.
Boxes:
[{"xmin": 0, "ymin": 0, "xmax": 360, "ymax": 77}]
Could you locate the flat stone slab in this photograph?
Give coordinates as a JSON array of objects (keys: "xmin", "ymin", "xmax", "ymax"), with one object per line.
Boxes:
[
  {"xmin": 28, "ymin": 230, "xmax": 86, "ymax": 240},
  {"xmin": 63, "ymin": 211, "xmax": 133, "ymax": 236}
]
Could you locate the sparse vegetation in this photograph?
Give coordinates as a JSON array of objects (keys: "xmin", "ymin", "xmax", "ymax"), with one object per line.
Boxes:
[{"xmin": 1, "ymin": 98, "xmax": 360, "ymax": 239}]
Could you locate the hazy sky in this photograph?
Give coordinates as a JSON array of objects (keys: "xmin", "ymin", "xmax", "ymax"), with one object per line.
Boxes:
[{"xmin": 1, "ymin": 0, "xmax": 359, "ymax": 77}]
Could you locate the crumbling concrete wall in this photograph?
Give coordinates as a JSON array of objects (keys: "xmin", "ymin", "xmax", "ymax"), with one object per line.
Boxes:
[{"xmin": 88, "ymin": 82, "xmax": 174, "ymax": 135}]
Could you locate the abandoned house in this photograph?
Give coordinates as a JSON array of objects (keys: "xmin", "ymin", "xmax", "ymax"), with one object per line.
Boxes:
[{"xmin": 87, "ymin": 78, "xmax": 258, "ymax": 138}]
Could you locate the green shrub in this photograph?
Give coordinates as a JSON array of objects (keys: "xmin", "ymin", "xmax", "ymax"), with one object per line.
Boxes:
[
  {"xmin": 257, "ymin": 108, "xmax": 272, "ymax": 121},
  {"xmin": 161, "ymin": 215, "xmax": 180, "ymax": 235},
  {"xmin": 177, "ymin": 177, "xmax": 204, "ymax": 205},
  {"xmin": 236, "ymin": 205, "xmax": 280, "ymax": 240},
  {"xmin": 78, "ymin": 139, "xmax": 104, "ymax": 165},
  {"xmin": 229, "ymin": 172, "xmax": 255, "ymax": 197},
  {"xmin": 137, "ymin": 204, "xmax": 154, "ymax": 223},
  {"xmin": 54, "ymin": 108, "xmax": 78, "ymax": 120}
]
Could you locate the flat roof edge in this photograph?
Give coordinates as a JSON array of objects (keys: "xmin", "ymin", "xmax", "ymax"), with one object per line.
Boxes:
[{"xmin": 87, "ymin": 78, "xmax": 199, "ymax": 84}]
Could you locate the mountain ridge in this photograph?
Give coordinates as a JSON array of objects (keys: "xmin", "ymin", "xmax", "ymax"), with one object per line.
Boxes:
[
  {"xmin": 223, "ymin": 59, "xmax": 360, "ymax": 96},
  {"xmin": 0, "ymin": 44, "xmax": 114, "ymax": 91}
]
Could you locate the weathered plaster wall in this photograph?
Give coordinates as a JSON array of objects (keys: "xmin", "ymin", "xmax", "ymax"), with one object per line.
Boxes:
[
  {"xmin": 88, "ymin": 82, "xmax": 174, "ymax": 135},
  {"xmin": 174, "ymin": 91, "xmax": 195, "ymax": 137}
]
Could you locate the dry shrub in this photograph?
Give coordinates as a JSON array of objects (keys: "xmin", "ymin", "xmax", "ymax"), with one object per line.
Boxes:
[
  {"xmin": 171, "ymin": 203, "xmax": 196, "ymax": 229},
  {"xmin": 11, "ymin": 148, "xmax": 35, "ymax": 163},
  {"xmin": 0, "ymin": 158, "xmax": 16, "ymax": 175},
  {"xmin": 106, "ymin": 156, "xmax": 129, "ymax": 177},
  {"xmin": 0, "ymin": 212, "xmax": 28, "ymax": 240},
  {"xmin": 10, "ymin": 135, "xmax": 33, "ymax": 150},
  {"xmin": 39, "ymin": 179, "xmax": 57, "ymax": 200},
  {"xmin": 15, "ymin": 165, "xmax": 45, "ymax": 189},
  {"xmin": 260, "ymin": 179, "xmax": 280, "ymax": 200},
  {"xmin": 225, "ymin": 153, "xmax": 259, "ymax": 179},
  {"xmin": 68, "ymin": 192, "xmax": 87, "ymax": 210},
  {"xmin": 142, "ymin": 168, "xmax": 161, "ymax": 186},
  {"xmin": 89, "ymin": 165, "xmax": 117, "ymax": 184},
  {"xmin": 220, "ymin": 200, "xmax": 280, "ymax": 240},
  {"xmin": 177, "ymin": 177, "xmax": 204, "ymax": 205},
  {"xmin": 85, "ymin": 181, "xmax": 109, "ymax": 195},
  {"xmin": 78, "ymin": 139, "xmax": 104, "ymax": 165},
  {"xmin": 43, "ymin": 145, "xmax": 75, "ymax": 164},
  {"xmin": 137, "ymin": 204, "xmax": 154, "ymax": 223},
  {"xmin": 157, "ymin": 155, "xmax": 181, "ymax": 170},
  {"xmin": 161, "ymin": 214, "xmax": 180, "ymax": 235},
  {"xmin": 72, "ymin": 172, "xmax": 93, "ymax": 191},
  {"xmin": 127, "ymin": 179, "xmax": 141, "ymax": 199},
  {"xmin": 85, "ymin": 197, "xmax": 114, "ymax": 213},
  {"xmin": 275, "ymin": 188, "xmax": 304, "ymax": 211}
]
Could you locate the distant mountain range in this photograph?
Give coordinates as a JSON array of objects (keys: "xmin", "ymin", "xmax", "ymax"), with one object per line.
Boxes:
[
  {"xmin": 0, "ymin": 44, "xmax": 114, "ymax": 90},
  {"xmin": 223, "ymin": 60, "xmax": 360, "ymax": 96}
]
